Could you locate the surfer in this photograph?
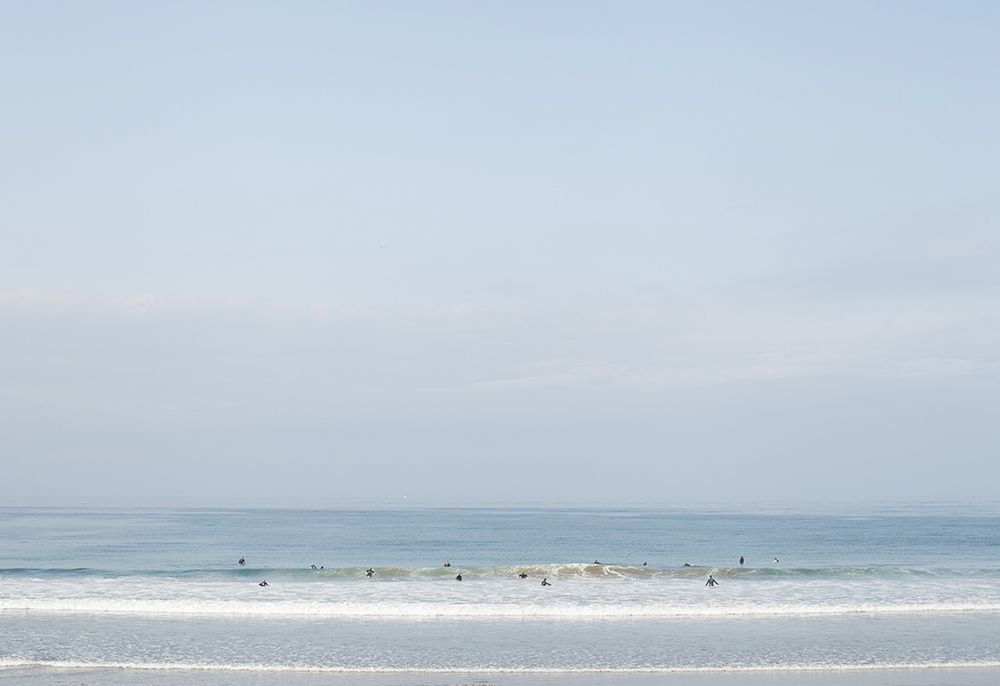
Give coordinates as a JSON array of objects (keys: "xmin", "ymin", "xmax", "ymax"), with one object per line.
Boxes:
[
  {"xmin": 365, "ymin": 568, "xmax": 375, "ymax": 578},
  {"xmin": 238, "ymin": 556, "xmax": 245, "ymax": 566},
  {"xmin": 311, "ymin": 564, "xmax": 318, "ymax": 570},
  {"xmin": 682, "ymin": 562, "xmax": 692, "ymax": 567},
  {"xmin": 705, "ymin": 575, "xmax": 719, "ymax": 587},
  {"xmin": 773, "ymin": 557, "xmax": 780, "ymax": 564},
  {"xmin": 740, "ymin": 555, "xmax": 744, "ymax": 566},
  {"xmin": 259, "ymin": 580, "xmax": 269, "ymax": 587},
  {"xmin": 541, "ymin": 578, "xmax": 552, "ymax": 586},
  {"xmin": 518, "ymin": 572, "xmax": 528, "ymax": 579},
  {"xmin": 444, "ymin": 560, "xmax": 451, "ymax": 567},
  {"xmin": 455, "ymin": 573, "xmax": 463, "ymax": 581}
]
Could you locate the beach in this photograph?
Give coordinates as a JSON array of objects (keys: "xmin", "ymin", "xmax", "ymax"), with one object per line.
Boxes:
[{"xmin": 4, "ymin": 666, "xmax": 1000, "ymax": 686}]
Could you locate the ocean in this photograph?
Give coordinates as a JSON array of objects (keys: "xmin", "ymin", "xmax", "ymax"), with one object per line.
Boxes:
[{"xmin": 1, "ymin": 504, "xmax": 998, "ymax": 685}]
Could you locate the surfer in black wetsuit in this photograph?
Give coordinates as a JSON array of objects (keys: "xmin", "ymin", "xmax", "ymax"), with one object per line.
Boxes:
[
  {"xmin": 444, "ymin": 560, "xmax": 451, "ymax": 567},
  {"xmin": 740, "ymin": 555, "xmax": 744, "ymax": 566},
  {"xmin": 705, "ymin": 575, "xmax": 719, "ymax": 587},
  {"xmin": 455, "ymin": 573, "xmax": 462, "ymax": 581},
  {"xmin": 259, "ymin": 580, "xmax": 269, "ymax": 587},
  {"xmin": 541, "ymin": 578, "xmax": 552, "ymax": 586},
  {"xmin": 366, "ymin": 568, "xmax": 375, "ymax": 578},
  {"xmin": 518, "ymin": 572, "xmax": 528, "ymax": 579},
  {"xmin": 311, "ymin": 564, "xmax": 318, "ymax": 570},
  {"xmin": 238, "ymin": 556, "xmax": 245, "ymax": 566}
]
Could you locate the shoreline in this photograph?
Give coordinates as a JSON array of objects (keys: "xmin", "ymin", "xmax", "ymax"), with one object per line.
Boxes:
[{"xmin": 3, "ymin": 664, "xmax": 1000, "ymax": 686}]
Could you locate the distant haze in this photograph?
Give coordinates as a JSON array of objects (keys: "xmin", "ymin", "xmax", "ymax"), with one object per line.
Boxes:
[{"xmin": 2, "ymin": 2, "xmax": 998, "ymax": 505}]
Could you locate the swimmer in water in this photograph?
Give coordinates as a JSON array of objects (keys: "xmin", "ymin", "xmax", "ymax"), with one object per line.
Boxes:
[
  {"xmin": 705, "ymin": 575, "xmax": 719, "ymax": 587},
  {"xmin": 541, "ymin": 578, "xmax": 552, "ymax": 586}
]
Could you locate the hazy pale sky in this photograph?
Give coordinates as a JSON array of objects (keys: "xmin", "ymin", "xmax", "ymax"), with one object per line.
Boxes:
[{"xmin": 2, "ymin": 1, "xmax": 998, "ymax": 504}]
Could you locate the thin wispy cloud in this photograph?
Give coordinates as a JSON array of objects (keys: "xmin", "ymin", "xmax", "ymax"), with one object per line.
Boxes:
[{"xmin": 2, "ymin": 2, "xmax": 997, "ymax": 502}]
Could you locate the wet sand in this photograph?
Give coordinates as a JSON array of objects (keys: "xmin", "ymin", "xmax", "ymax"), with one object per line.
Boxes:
[{"xmin": 3, "ymin": 666, "xmax": 999, "ymax": 686}]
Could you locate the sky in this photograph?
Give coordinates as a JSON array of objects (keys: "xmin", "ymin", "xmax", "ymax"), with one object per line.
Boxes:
[{"xmin": 1, "ymin": 1, "xmax": 998, "ymax": 505}]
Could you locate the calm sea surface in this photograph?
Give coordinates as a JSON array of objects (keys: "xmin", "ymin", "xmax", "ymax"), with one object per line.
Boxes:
[{"xmin": 1, "ymin": 505, "xmax": 999, "ymax": 684}]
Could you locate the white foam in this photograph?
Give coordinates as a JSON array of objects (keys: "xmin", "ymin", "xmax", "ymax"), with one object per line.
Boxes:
[{"xmin": 3, "ymin": 597, "xmax": 1000, "ymax": 619}]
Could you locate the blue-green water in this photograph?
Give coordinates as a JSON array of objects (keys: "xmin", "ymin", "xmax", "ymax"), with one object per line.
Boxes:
[{"xmin": 1, "ymin": 505, "xmax": 999, "ymax": 681}]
